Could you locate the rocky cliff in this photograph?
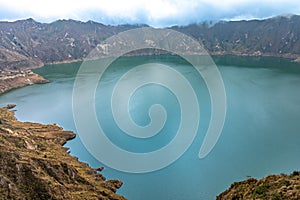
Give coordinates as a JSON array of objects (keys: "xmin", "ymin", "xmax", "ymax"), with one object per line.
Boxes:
[{"xmin": 0, "ymin": 105, "xmax": 126, "ymax": 200}]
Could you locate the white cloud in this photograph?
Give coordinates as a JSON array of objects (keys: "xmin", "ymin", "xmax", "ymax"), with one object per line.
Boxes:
[{"xmin": 0, "ymin": 0, "xmax": 300, "ymax": 26}]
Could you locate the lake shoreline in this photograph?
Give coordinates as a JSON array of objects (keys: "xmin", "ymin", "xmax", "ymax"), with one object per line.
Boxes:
[
  {"xmin": 1, "ymin": 53, "xmax": 299, "ymax": 96},
  {"xmin": 0, "ymin": 69, "xmax": 49, "ymax": 95}
]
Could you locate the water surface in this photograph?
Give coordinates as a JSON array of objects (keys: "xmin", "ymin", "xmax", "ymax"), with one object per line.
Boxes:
[{"xmin": 1, "ymin": 55, "xmax": 300, "ymax": 199}]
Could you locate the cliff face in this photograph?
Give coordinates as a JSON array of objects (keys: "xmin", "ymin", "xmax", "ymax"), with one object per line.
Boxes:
[
  {"xmin": 0, "ymin": 105, "xmax": 126, "ymax": 200},
  {"xmin": 217, "ymin": 172, "xmax": 300, "ymax": 200}
]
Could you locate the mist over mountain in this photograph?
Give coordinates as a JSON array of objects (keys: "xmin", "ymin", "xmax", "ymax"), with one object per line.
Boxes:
[
  {"xmin": 0, "ymin": 15, "xmax": 300, "ymax": 69},
  {"xmin": 173, "ymin": 15, "xmax": 300, "ymax": 58}
]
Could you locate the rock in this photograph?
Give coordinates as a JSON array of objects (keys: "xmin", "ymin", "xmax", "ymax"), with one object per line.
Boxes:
[
  {"xmin": 96, "ymin": 166, "xmax": 104, "ymax": 172},
  {"xmin": 103, "ymin": 180, "xmax": 124, "ymax": 193},
  {"xmin": 5, "ymin": 104, "xmax": 16, "ymax": 109}
]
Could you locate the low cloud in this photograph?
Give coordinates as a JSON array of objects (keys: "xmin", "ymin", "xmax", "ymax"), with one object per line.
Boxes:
[{"xmin": 0, "ymin": 0, "xmax": 300, "ymax": 27}]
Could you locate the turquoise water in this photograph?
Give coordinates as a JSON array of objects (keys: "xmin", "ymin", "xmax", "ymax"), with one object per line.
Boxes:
[{"xmin": 1, "ymin": 55, "xmax": 300, "ymax": 199}]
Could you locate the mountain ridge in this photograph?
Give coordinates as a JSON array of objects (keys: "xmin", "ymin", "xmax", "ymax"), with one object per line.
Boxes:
[
  {"xmin": 1, "ymin": 15, "xmax": 300, "ymax": 70},
  {"xmin": 172, "ymin": 15, "xmax": 300, "ymax": 59}
]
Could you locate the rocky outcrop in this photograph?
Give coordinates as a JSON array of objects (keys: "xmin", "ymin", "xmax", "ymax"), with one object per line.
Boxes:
[
  {"xmin": 0, "ymin": 105, "xmax": 126, "ymax": 200},
  {"xmin": 217, "ymin": 172, "xmax": 300, "ymax": 200},
  {"xmin": 0, "ymin": 69, "xmax": 49, "ymax": 95}
]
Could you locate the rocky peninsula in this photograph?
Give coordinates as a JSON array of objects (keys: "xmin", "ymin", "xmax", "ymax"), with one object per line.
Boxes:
[
  {"xmin": 0, "ymin": 69, "xmax": 48, "ymax": 95},
  {"xmin": 0, "ymin": 105, "xmax": 126, "ymax": 200}
]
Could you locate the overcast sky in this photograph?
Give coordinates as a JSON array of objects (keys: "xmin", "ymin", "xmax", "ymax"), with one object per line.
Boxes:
[{"xmin": 0, "ymin": 0, "xmax": 300, "ymax": 27}]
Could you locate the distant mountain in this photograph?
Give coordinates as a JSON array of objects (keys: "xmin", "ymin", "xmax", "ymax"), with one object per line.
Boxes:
[
  {"xmin": 173, "ymin": 15, "xmax": 300, "ymax": 58},
  {"xmin": 0, "ymin": 18, "xmax": 147, "ymax": 69},
  {"xmin": 0, "ymin": 15, "xmax": 300, "ymax": 69}
]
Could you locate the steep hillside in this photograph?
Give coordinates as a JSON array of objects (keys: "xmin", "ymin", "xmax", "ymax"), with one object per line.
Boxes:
[
  {"xmin": 173, "ymin": 15, "xmax": 300, "ymax": 58},
  {"xmin": 0, "ymin": 19, "xmax": 145, "ymax": 67}
]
